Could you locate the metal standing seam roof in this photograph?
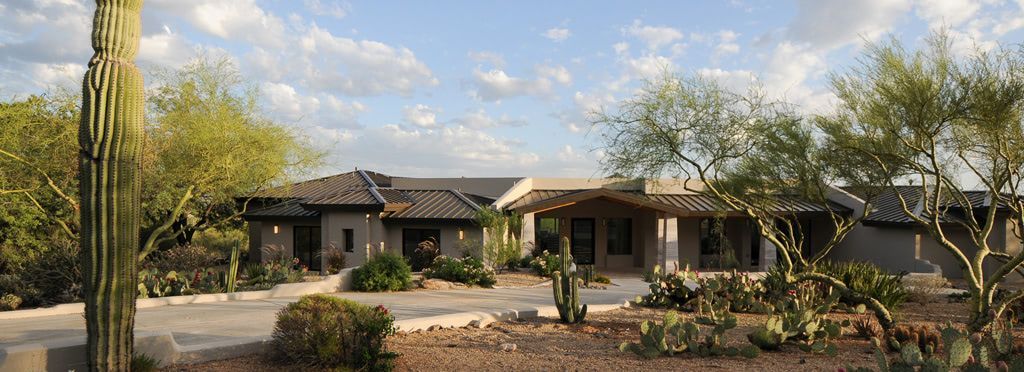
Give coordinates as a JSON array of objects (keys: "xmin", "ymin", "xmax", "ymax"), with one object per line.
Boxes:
[
  {"xmin": 302, "ymin": 189, "xmax": 380, "ymax": 205},
  {"xmin": 509, "ymin": 189, "xmax": 849, "ymax": 214},
  {"xmin": 385, "ymin": 190, "xmax": 482, "ymax": 220},
  {"xmin": 250, "ymin": 171, "xmax": 378, "ymax": 199},
  {"xmin": 375, "ymin": 188, "xmax": 415, "ymax": 204},
  {"xmin": 244, "ymin": 201, "xmax": 321, "ymax": 218}
]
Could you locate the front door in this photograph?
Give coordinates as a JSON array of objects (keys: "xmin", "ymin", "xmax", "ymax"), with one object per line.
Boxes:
[
  {"xmin": 293, "ymin": 226, "xmax": 322, "ymax": 270},
  {"xmin": 571, "ymin": 218, "xmax": 595, "ymax": 265}
]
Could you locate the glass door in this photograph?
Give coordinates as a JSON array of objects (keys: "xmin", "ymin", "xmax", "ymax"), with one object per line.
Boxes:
[{"xmin": 571, "ymin": 218, "xmax": 595, "ymax": 265}]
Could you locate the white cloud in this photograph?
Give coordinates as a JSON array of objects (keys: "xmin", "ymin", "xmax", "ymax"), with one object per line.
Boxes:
[
  {"xmin": 713, "ymin": 30, "xmax": 741, "ymax": 58},
  {"xmin": 450, "ymin": 108, "xmax": 528, "ymax": 129},
  {"xmin": 536, "ymin": 64, "xmax": 573, "ymax": 85},
  {"xmin": 467, "ymin": 51, "xmax": 506, "ymax": 68},
  {"xmin": 543, "ymin": 27, "xmax": 571, "ymax": 42},
  {"xmin": 150, "ymin": 0, "xmax": 288, "ymax": 48},
  {"xmin": 304, "ymin": 0, "xmax": 350, "ymax": 18},
  {"xmin": 138, "ymin": 25, "xmax": 198, "ymax": 68},
  {"xmin": 786, "ymin": 0, "xmax": 912, "ymax": 50},
  {"xmin": 623, "ymin": 20, "xmax": 684, "ymax": 50},
  {"xmin": 613, "ymin": 42, "xmax": 630, "ymax": 55},
  {"xmin": 915, "ymin": 0, "xmax": 981, "ymax": 27},
  {"xmin": 261, "ymin": 82, "xmax": 365, "ymax": 128},
  {"xmin": 554, "ymin": 90, "xmax": 616, "ymax": 132},
  {"xmin": 470, "ymin": 68, "xmax": 554, "ymax": 101},
  {"xmin": 402, "ymin": 104, "xmax": 440, "ymax": 128}
]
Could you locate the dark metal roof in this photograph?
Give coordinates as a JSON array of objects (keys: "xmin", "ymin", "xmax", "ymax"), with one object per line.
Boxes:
[
  {"xmin": 846, "ymin": 186, "xmax": 1011, "ymax": 225},
  {"xmin": 506, "ymin": 190, "xmax": 583, "ymax": 209},
  {"xmin": 510, "ymin": 189, "xmax": 849, "ymax": 214},
  {"xmin": 303, "ymin": 189, "xmax": 379, "ymax": 205},
  {"xmin": 386, "ymin": 190, "xmax": 482, "ymax": 220},
  {"xmin": 245, "ymin": 201, "xmax": 320, "ymax": 219},
  {"xmin": 376, "ymin": 188, "xmax": 415, "ymax": 204},
  {"xmin": 251, "ymin": 171, "xmax": 376, "ymax": 199}
]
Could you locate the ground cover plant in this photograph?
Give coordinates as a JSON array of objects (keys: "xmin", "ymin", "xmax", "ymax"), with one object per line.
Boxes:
[
  {"xmin": 272, "ymin": 294, "xmax": 397, "ymax": 371},
  {"xmin": 422, "ymin": 255, "xmax": 496, "ymax": 287}
]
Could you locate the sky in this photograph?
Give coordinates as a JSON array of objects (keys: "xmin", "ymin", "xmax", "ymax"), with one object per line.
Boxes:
[{"xmin": 2, "ymin": 1, "xmax": 1024, "ymax": 179}]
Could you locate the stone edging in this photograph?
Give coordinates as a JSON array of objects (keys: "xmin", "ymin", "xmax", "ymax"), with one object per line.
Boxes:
[
  {"xmin": 0, "ymin": 268, "xmax": 355, "ymax": 320},
  {"xmin": 0, "ymin": 295, "xmax": 633, "ymax": 371}
]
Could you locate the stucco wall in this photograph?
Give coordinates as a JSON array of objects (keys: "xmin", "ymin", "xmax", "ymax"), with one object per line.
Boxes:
[
  {"xmin": 534, "ymin": 198, "xmax": 653, "ymax": 269},
  {"xmin": 256, "ymin": 217, "xmax": 320, "ymax": 263},
  {"xmin": 320, "ymin": 210, "xmax": 387, "ymax": 268},
  {"xmin": 382, "ymin": 222, "xmax": 483, "ymax": 258},
  {"xmin": 831, "ymin": 224, "xmax": 930, "ymax": 274}
]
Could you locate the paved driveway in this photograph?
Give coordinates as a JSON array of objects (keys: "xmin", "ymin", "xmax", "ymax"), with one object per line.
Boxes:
[{"xmin": 0, "ymin": 278, "xmax": 648, "ymax": 349}]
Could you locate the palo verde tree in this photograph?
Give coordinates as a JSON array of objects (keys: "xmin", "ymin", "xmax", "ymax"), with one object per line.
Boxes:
[
  {"xmin": 79, "ymin": 0, "xmax": 145, "ymax": 369},
  {"xmin": 594, "ymin": 73, "xmax": 898, "ymax": 328},
  {"xmin": 820, "ymin": 32, "xmax": 1024, "ymax": 331},
  {"xmin": 476, "ymin": 207, "xmax": 524, "ymax": 272}
]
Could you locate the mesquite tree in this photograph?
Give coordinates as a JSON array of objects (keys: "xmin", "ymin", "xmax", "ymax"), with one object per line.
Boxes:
[
  {"xmin": 79, "ymin": 0, "xmax": 145, "ymax": 369},
  {"xmin": 821, "ymin": 32, "xmax": 1024, "ymax": 331},
  {"xmin": 594, "ymin": 73, "xmax": 898, "ymax": 328}
]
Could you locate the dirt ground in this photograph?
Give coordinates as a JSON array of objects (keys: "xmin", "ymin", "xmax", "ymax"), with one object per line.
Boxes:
[{"xmin": 166, "ymin": 301, "xmax": 984, "ymax": 372}]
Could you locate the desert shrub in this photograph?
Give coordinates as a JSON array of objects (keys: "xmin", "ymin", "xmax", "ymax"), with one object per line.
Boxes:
[
  {"xmin": 16, "ymin": 240, "xmax": 82, "ymax": 306},
  {"xmin": 529, "ymin": 250, "xmax": 560, "ymax": 277},
  {"xmin": 131, "ymin": 354, "xmax": 160, "ymax": 372},
  {"xmin": 0, "ymin": 293, "xmax": 22, "ymax": 311},
  {"xmin": 423, "ymin": 255, "xmax": 496, "ymax": 287},
  {"xmin": 0, "ymin": 274, "xmax": 40, "ymax": 307},
  {"xmin": 593, "ymin": 273, "xmax": 612, "ymax": 284},
  {"xmin": 816, "ymin": 260, "xmax": 908, "ymax": 310},
  {"xmin": 149, "ymin": 244, "xmax": 219, "ymax": 273},
  {"xmin": 272, "ymin": 294, "xmax": 397, "ymax": 370},
  {"xmin": 851, "ymin": 317, "xmax": 883, "ymax": 340},
  {"xmin": 192, "ymin": 228, "xmax": 248, "ymax": 258},
  {"xmin": 137, "ymin": 268, "xmax": 195, "ymax": 298},
  {"xmin": 903, "ymin": 275, "xmax": 947, "ymax": 305},
  {"xmin": 261, "ymin": 244, "xmax": 289, "ymax": 263},
  {"xmin": 518, "ymin": 255, "xmax": 533, "ymax": 270},
  {"xmin": 454, "ymin": 238, "xmax": 482, "ymax": 259},
  {"xmin": 242, "ymin": 257, "xmax": 306, "ymax": 290},
  {"xmin": 352, "ymin": 252, "xmax": 412, "ymax": 292},
  {"xmin": 408, "ymin": 237, "xmax": 440, "ymax": 272},
  {"xmin": 320, "ymin": 244, "xmax": 347, "ymax": 274}
]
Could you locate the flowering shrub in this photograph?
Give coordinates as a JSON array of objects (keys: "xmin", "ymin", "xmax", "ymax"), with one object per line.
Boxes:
[
  {"xmin": 272, "ymin": 294, "xmax": 397, "ymax": 370},
  {"xmin": 529, "ymin": 250, "xmax": 560, "ymax": 277},
  {"xmin": 423, "ymin": 255, "xmax": 496, "ymax": 287}
]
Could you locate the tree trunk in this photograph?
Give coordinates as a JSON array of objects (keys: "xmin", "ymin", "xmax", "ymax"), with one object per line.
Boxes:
[{"xmin": 79, "ymin": 0, "xmax": 145, "ymax": 370}]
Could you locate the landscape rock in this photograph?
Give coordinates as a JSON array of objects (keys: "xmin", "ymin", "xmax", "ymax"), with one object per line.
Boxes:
[
  {"xmin": 420, "ymin": 279, "xmax": 455, "ymax": 290},
  {"xmin": 500, "ymin": 343, "xmax": 517, "ymax": 352}
]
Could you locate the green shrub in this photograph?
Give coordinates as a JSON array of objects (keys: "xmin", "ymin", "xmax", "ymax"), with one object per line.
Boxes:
[
  {"xmin": 19, "ymin": 240, "xmax": 82, "ymax": 306},
  {"xmin": 192, "ymin": 228, "xmax": 248, "ymax": 258},
  {"xmin": 131, "ymin": 353, "xmax": 160, "ymax": 372},
  {"xmin": 593, "ymin": 273, "xmax": 612, "ymax": 284},
  {"xmin": 272, "ymin": 294, "xmax": 397, "ymax": 370},
  {"xmin": 241, "ymin": 257, "xmax": 307, "ymax": 290},
  {"xmin": 816, "ymin": 260, "xmax": 908, "ymax": 310},
  {"xmin": 353, "ymin": 252, "xmax": 412, "ymax": 292},
  {"xmin": 0, "ymin": 293, "xmax": 22, "ymax": 311},
  {"xmin": 518, "ymin": 255, "xmax": 533, "ymax": 270},
  {"xmin": 529, "ymin": 250, "xmax": 560, "ymax": 277},
  {"xmin": 423, "ymin": 256, "xmax": 496, "ymax": 287}
]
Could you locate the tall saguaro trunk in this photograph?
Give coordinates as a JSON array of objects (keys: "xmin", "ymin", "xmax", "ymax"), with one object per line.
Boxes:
[{"xmin": 79, "ymin": 0, "xmax": 145, "ymax": 370}]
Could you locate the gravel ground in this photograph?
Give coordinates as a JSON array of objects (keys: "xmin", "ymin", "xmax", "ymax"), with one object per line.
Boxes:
[{"xmin": 163, "ymin": 300, "xmax": 1023, "ymax": 372}]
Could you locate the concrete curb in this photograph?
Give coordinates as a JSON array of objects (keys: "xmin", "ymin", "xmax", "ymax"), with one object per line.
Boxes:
[
  {"xmin": 0, "ymin": 295, "xmax": 633, "ymax": 371},
  {"xmin": 0, "ymin": 268, "xmax": 355, "ymax": 321}
]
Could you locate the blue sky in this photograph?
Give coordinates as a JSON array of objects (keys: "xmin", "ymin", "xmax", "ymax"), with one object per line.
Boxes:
[{"xmin": 3, "ymin": 0, "xmax": 1024, "ymax": 178}]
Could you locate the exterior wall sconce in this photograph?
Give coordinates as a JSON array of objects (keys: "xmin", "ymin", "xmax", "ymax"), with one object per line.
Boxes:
[
  {"xmin": 273, "ymin": 225, "xmax": 280, "ymax": 234},
  {"xmin": 458, "ymin": 228, "xmax": 465, "ymax": 240}
]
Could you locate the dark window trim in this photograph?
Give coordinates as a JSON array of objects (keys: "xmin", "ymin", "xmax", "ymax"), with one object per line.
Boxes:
[{"xmin": 343, "ymin": 228, "xmax": 354, "ymax": 252}]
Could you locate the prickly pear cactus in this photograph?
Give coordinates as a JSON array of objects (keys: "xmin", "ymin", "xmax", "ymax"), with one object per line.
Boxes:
[
  {"xmin": 552, "ymin": 237, "xmax": 587, "ymax": 323},
  {"xmin": 79, "ymin": 0, "xmax": 146, "ymax": 370}
]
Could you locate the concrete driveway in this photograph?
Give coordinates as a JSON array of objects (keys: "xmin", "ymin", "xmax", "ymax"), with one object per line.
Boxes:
[{"xmin": 0, "ymin": 277, "xmax": 648, "ymax": 350}]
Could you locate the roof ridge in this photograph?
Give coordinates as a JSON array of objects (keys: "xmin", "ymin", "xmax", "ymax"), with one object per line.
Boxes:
[{"xmin": 450, "ymin": 189, "xmax": 483, "ymax": 211}]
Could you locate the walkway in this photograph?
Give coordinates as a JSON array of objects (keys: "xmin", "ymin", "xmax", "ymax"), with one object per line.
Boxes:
[{"xmin": 0, "ymin": 277, "xmax": 648, "ymax": 349}]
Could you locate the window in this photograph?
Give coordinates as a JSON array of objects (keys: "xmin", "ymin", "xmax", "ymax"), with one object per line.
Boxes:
[
  {"xmin": 699, "ymin": 218, "xmax": 727, "ymax": 255},
  {"xmin": 535, "ymin": 217, "xmax": 560, "ymax": 254},
  {"xmin": 606, "ymin": 218, "xmax": 632, "ymax": 255},
  {"xmin": 571, "ymin": 218, "xmax": 596, "ymax": 265},
  {"xmin": 402, "ymin": 229, "xmax": 441, "ymax": 257},
  {"xmin": 343, "ymin": 229, "xmax": 354, "ymax": 252},
  {"xmin": 293, "ymin": 226, "xmax": 322, "ymax": 270}
]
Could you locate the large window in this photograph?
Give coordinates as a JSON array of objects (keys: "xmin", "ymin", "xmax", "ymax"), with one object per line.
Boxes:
[
  {"xmin": 571, "ymin": 218, "xmax": 596, "ymax": 265},
  {"xmin": 606, "ymin": 218, "xmax": 632, "ymax": 255},
  {"xmin": 534, "ymin": 217, "xmax": 560, "ymax": 254},
  {"xmin": 402, "ymin": 228, "xmax": 441, "ymax": 257},
  {"xmin": 294, "ymin": 226, "xmax": 322, "ymax": 270},
  {"xmin": 343, "ymin": 228, "xmax": 354, "ymax": 252}
]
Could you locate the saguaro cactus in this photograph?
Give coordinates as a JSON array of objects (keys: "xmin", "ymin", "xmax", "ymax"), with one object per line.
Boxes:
[
  {"xmin": 225, "ymin": 243, "xmax": 241, "ymax": 293},
  {"xmin": 79, "ymin": 0, "xmax": 145, "ymax": 370},
  {"xmin": 552, "ymin": 237, "xmax": 587, "ymax": 323}
]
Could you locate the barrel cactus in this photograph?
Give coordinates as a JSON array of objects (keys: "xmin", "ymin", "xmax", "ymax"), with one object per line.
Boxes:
[
  {"xmin": 552, "ymin": 237, "xmax": 587, "ymax": 323},
  {"xmin": 79, "ymin": 0, "xmax": 146, "ymax": 370}
]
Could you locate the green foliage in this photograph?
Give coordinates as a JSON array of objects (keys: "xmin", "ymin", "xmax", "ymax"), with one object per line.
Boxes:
[
  {"xmin": 353, "ymin": 252, "xmax": 412, "ymax": 292},
  {"xmin": 885, "ymin": 324, "xmax": 941, "ymax": 354},
  {"xmin": 191, "ymin": 228, "xmax": 249, "ymax": 258},
  {"xmin": 147, "ymin": 244, "xmax": 219, "ymax": 273},
  {"xmin": 852, "ymin": 317, "xmax": 884, "ymax": 341},
  {"xmin": 552, "ymin": 237, "xmax": 587, "ymax": 323},
  {"xmin": 816, "ymin": 260, "xmax": 908, "ymax": 310},
  {"xmin": 137, "ymin": 269, "xmax": 192, "ymax": 298},
  {"xmin": 272, "ymin": 294, "xmax": 397, "ymax": 371},
  {"xmin": 868, "ymin": 320, "xmax": 1024, "ymax": 372},
  {"xmin": 408, "ymin": 237, "xmax": 440, "ymax": 272},
  {"xmin": 241, "ymin": 257, "xmax": 306, "ymax": 290},
  {"xmin": 619, "ymin": 310, "xmax": 759, "ymax": 359},
  {"xmin": 131, "ymin": 353, "xmax": 160, "ymax": 372},
  {"xmin": 636, "ymin": 264, "xmax": 700, "ymax": 309},
  {"xmin": 529, "ymin": 250, "xmax": 561, "ymax": 277},
  {"xmin": 423, "ymin": 255, "xmax": 496, "ymax": 287},
  {"xmin": 0, "ymin": 293, "xmax": 22, "ymax": 311},
  {"xmin": 476, "ymin": 208, "xmax": 523, "ymax": 272},
  {"xmin": 747, "ymin": 283, "xmax": 849, "ymax": 355}
]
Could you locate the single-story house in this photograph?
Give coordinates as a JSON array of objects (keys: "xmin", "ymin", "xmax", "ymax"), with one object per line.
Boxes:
[{"xmin": 241, "ymin": 169, "xmax": 1021, "ymax": 279}]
